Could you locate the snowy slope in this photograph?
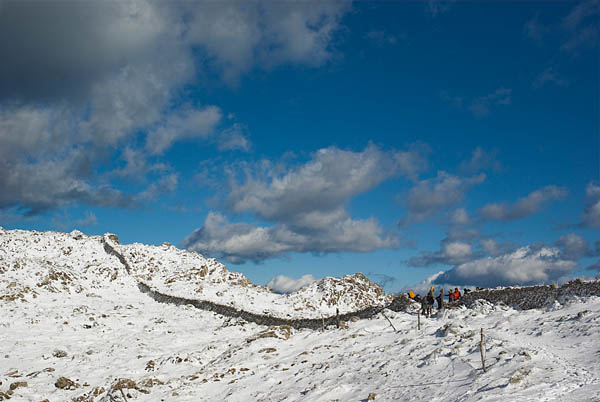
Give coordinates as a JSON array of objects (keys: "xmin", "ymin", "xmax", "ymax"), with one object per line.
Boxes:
[
  {"xmin": 1, "ymin": 227, "xmax": 600, "ymax": 402},
  {"xmin": 105, "ymin": 234, "xmax": 391, "ymax": 318}
]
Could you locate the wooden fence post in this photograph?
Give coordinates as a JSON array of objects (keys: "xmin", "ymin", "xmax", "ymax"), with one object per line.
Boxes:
[
  {"xmin": 480, "ymin": 328, "xmax": 486, "ymax": 373},
  {"xmin": 381, "ymin": 311, "xmax": 397, "ymax": 332},
  {"xmin": 417, "ymin": 310, "xmax": 421, "ymax": 331}
]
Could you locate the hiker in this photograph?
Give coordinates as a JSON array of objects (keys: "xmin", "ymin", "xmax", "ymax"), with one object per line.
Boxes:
[
  {"xmin": 453, "ymin": 287, "xmax": 461, "ymax": 301},
  {"xmin": 414, "ymin": 294, "xmax": 421, "ymax": 303},
  {"xmin": 420, "ymin": 294, "xmax": 427, "ymax": 315},
  {"xmin": 420, "ymin": 293, "xmax": 433, "ymax": 317},
  {"xmin": 464, "ymin": 288, "xmax": 471, "ymax": 295},
  {"xmin": 425, "ymin": 293, "xmax": 434, "ymax": 317},
  {"xmin": 448, "ymin": 291, "xmax": 454, "ymax": 303},
  {"xmin": 436, "ymin": 288, "xmax": 444, "ymax": 310}
]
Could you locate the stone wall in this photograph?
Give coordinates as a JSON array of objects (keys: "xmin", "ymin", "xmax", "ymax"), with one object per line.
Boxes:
[
  {"xmin": 460, "ymin": 279, "xmax": 600, "ymax": 310},
  {"xmin": 103, "ymin": 235, "xmax": 385, "ymax": 329}
]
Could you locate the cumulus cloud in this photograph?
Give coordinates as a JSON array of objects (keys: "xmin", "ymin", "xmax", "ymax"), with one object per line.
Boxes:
[
  {"xmin": 459, "ymin": 147, "xmax": 502, "ymax": 174},
  {"xmin": 581, "ymin": 182, "xmax": 600, "ymax": 228},
  {"xmin": 136, "ymin": 174, "xmax": 179, "ymax": 202},
  {"xmin": 403, "ymin": 171, "xmax": 485, "ymax": 223},
  {"xmin": 267, "ymin": 274, "xmax": 317, "ymax": 293},
  {"xmin": 0, "ymin": 150, "xmax": 136, "ymax": 215},
  {"xmin": 478, "ymin": 185, "xmax": 568, "ymax": 221},
  {"xmin": 0, "ymin": 0, "xmax": 351, "ymax": 216},
  {"xmin": 228, "ymin": 144, "xmax": 428, "ymax": 227},
  {"xmin": 145, "ymin": 106, "xmax": 223, "ymax": 155},
  {"xmin": 183, "ymin": 211, "xmax": 396, "ymax": 264},
  {"xmin": 409, "ymin": 239, "xmax": 475, "ymax": 267},
  {"xmin": 450, "ymin": 208, "xmax": 471, "ymax": 225},
  {"xmin": 481, "ymin": 239, "xmax": 501, "ymax": 256},
  {"xmin": 408, "ymin": 228, "xmax": 485, "ymax": 268},
  {"xmin": 435, "ymin": 246, "xmax": 576, "ymax": 287},
  {"xmin": 183, "ymin": 144, "xmax": 426, "ymax": 262},
  {"xmin": 218, "ymin": 123, "xmax": 252, "ymax": 152},
  {"xmin": 555, "ymin": 233, "xmax": 599, "ymax": 259}
]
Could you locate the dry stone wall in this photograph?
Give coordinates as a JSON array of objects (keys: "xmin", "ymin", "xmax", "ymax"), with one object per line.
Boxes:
[
  {"xmin": 102, "ymin": 236, "xmax": 385, "ymax": 329},
  {"xmin": 460, "ymin": 279, "xmax": 600, "ymax": 310},
  {"xmin": 102, "ymin": 235, "xmax": 600, "ymax": 326}
]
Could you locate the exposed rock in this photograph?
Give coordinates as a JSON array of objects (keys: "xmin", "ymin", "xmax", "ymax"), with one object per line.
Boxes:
[
  {"xmin": 9, "ymin": 381, "xmax": 27, "ymax": 390},
  {"xmin": 53, "ymin": 349, "xmax": 68, "ymax": 358},
  {"xmin": 55, "ymin": 376, "xmax": 79, "ymax": 390}
]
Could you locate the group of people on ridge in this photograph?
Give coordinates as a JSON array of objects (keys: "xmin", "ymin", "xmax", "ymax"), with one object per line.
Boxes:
[{"xmin": 408, "ymin": 286, "xmax": 464, "ymax": 318}]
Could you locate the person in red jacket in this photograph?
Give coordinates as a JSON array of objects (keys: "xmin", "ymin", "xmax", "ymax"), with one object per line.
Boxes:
[{"xmin": 453, "ymin": 287, "xmax": 461, "ymax": 301}]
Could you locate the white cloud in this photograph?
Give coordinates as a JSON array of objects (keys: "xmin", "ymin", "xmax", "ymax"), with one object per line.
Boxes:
[
  {"xmin": 581, "ymin": 182, "xmax": 600, "ymax": 228},
  {"xmin": 481, "ymin": 239, "xmax": 500, "ymax": 256},
  {"xmin": 0, "ymin": 0, "xmax": 351, "ymax": 215},
  {"xmin": 408, "ymin": 236, "xmax": 476, "ymax": 267},
  {"xmin": 267, "ymin": 274, "xmax": 317, "ymax": 294},
  {"xmin": 183, "ymin": 145, "xmax": 417, "ymax": 262},
  {"xmin": 450, "ymin": 208, "xmax": 471, "ymax": 225},
  {"xmin": 479, "ymin": 185, "xmax": 568, "ymax": 221},
  {"xmin": 403, "ymin": 171, "xmax": 485, "ymax": 223},
  {"xmin": 218, "ymin": 123, "xmax": 252, "ymax": 152},
  {"xmin": 459, "ymin": 147, "xmax": 502, "ymax": 174},
  {"xmin": 229, "ymin": 144, "xmax": 428, "ymax": 227},
  {"xmin": 555, "ymin": 233, "xmax": 593, "ymax": 258},
  {"xmin": 136, "ymin": 174, "xmax": 179, "ymax": 202},
  {"xmin": 436, "ymin": 246, "xmax": 576, "ymax": 287},
  {"xmin": 146, "ymin": 106, "xmax": 223, "ymax": 155},
  {"xmin": 183, "ymin": 212, "xmax": 396, "ymax": 264},
  {"xmin": 182, "ymin": 0, "xmax": 351, "ymax": 82}
]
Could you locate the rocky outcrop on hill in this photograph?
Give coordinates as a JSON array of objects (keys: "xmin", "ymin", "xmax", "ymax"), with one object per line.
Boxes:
[{"xmin": 1, "ymin": 227, "xmax": 390, "ymax": 327}]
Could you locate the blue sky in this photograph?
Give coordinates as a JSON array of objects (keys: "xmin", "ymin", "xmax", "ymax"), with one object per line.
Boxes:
[{"xmin": 1, "ymin": 0, "xmax": 598, "ymax": 294}]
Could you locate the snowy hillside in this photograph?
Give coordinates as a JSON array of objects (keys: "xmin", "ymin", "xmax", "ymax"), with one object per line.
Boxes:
[
  {"xmin": 105, "ymin": 235, "xmax": 390, "ymax": 319},
  {"xmin": 1, "ymin": 227, "xmax": 600, "ymax": 401}
]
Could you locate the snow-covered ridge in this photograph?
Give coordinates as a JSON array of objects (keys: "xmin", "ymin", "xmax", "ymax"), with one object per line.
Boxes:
[{"xmin": 1, "ymin": 227, "xmax": 391, "ymax": 320}]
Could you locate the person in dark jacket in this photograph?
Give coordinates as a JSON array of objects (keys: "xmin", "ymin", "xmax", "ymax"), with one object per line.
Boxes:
[{"xmin": 436, "ymin": 289, "xmax": 444, "ymax": 310}]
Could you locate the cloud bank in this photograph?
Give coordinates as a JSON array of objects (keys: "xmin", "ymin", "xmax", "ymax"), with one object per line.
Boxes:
[
  {"xmin": 0, "ymin": 0, "xmax": 351, "ymax": 215},
  {"xmin": 183, "ymin": 144, "xmax": 429, "ymax": 263},
  {"xmin": 435, "ymin": 246, "xmax": 576, "ymax": 288},
  {"xmin": 479, "ymin": 185, "xmax": 567, "ymax": 221}
]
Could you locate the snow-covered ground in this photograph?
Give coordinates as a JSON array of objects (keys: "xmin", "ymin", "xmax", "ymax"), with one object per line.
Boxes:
[{"xmin": 2, "ymin": 227, "xmax": 600, "ymax": 401}]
